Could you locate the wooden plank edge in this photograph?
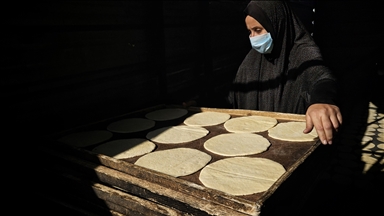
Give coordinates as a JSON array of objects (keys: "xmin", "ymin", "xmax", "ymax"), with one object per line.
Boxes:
[
  {"xmin": 41, "ymin": 167, "xmax": 184, "ymax": 216},
  {"xmin": 74, "ymin": 173, "xmax": 187, "ymax": 216},
  {"xmin": 187, "ymin": 107, "xmax": 306, "ymax": 121},
  {"xmin": 80, "ymin": 147, "xmax": 261, "ymax": 215},
  {"xmin": 42, "ymin": 146, "xmax": 259, "ymax": 216},
  {"xmin": 43, "ymin": 143, "xmax": 261, "ymax": 215},
  {"xmin": 37, "ymin": 169, "xmax": 125, "ymax": 216}
]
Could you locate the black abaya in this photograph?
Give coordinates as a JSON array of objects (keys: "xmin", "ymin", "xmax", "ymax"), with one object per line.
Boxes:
[{"xmin": 228, "ymin": 0, "xmax": 338, "ymax": 114}]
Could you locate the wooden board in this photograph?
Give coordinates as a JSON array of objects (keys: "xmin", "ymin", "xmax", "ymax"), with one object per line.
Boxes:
[{"xmin": 38, "ymin": 104, "xmax": 320, "ymax": 216}]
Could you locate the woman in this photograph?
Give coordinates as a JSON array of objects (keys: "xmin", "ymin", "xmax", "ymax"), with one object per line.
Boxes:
[{"xmin": 228, "ymin": 0, "xmax": 342, "ymax": 144}]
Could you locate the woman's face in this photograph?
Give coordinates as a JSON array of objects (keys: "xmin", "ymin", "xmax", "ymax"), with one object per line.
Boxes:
[{"xmin": 245, "ymin": 15, "xmax": 268, "ymax": 37}]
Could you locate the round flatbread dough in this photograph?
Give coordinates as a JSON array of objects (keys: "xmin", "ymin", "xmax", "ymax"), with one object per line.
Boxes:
[
  {"xmin": 107, "ymin": 118, "xmax": 155, "ymax": 133},
  {"xmin": 184, "ymin": 112, "xmax": 231, "ymax": 127},
  {"xmin": 204, "ymin": 133, "xmax": 270, "ymax": 156},
  {"xmin": 199, "ymin": 157, "xmax": 286, "ymax": 196},
  {"xmin": 145, "ymin": 108, "xmax": 188, "ymax": 121},
  {"xmin": 224, "ymin": 115, "xmax": 277, "ymax": 133},
  {"xmin": 134, "ymin": 148, "xmax": 212, "ymax": 177},
  {"xmin": 92, "ymin": 138, "xmax": 156, "ymax": 159},
  {"xmin": 268, "ymin": 121, "xmax": 318, "ymax": 142},
  {"xmin": 146, "ymin": 125, "xmax": 209, "ymax": 144},
  {"xmin": 57, "ymin": 130, "xmax": 113, "ymax": 147}
]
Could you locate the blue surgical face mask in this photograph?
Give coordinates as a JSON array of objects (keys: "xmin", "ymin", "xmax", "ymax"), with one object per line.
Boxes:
[{"xmin": 249, "ymin": 32, "xmax": 273, "ymax": 54}]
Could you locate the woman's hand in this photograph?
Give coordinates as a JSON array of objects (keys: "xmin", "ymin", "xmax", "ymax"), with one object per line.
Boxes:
[{"xmin": 304, "ymin": 103, "xmax": 342, "ymax": 145}]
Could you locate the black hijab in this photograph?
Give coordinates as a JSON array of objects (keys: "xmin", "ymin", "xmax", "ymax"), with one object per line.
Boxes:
[{"xmin": 228, "ymin": 0, "xmax": 337, "ymax": 114}]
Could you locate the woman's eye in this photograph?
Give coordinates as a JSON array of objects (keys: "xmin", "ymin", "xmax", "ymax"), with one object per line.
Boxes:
[{"xmin": 249, "ymin": 27, "xmax": 264, "ymax": 36}]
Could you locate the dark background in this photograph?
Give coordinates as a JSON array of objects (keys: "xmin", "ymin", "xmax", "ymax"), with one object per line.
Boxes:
[{"xmin": 2, "ymin": 1, "xmax": 383, "ymax": 136}]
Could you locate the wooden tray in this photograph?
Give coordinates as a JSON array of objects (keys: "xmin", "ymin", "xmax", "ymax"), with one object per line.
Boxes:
[{"xmin": 37, "ymin": 104, "xmax": 320, "ymax": 215}]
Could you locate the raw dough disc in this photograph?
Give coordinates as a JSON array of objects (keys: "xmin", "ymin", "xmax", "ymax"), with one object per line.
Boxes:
[
  {"xmin": 134, "ymin": 148, "xmax": 212, "ymax": 177},
  {"xmin": 204, "ymin": 133, "xmax": 270, "ymax": 156},
  {"xmin": 57, "ymin": 130, "xmax": 113, "ymax": 147},
  {"xmin": 268, "ymin": 121, "xmax": 318, "ymax": 142},
  {"xmin": 184, "ymin": 112, "xmax": 231, "ymax": 127},
  {"xmin": 145, "ymin": 108, "xmax": 188, "ymax": 121},
  {"xmin": 107, "ymin": 118, "xmax": 155, "ymax": 133},
  {"xmin": 92, "ymin": 138, "xmax": 156, "ymax": 159},
  {"xmin": 224, "ymin": 116, "xmax": 278, "ymax": 133},
  {"xmin": 199, "ymin": 157, "xmax": 286, "ymax": 196},
  {"xmin": 146, "ymin": 125, "xmax": 209, "ymax": 144}
]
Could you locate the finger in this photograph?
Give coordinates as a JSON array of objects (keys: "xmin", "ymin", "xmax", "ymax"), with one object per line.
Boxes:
[
  {"xmin": 305, "ymin": 115, "xmax": 330, "ymax": 145},
  {"xmin": 303, "ymin": 114, "xmax": 314, "ymax": 134},
  {"xmin": 329, "ymin": 106, "xmax": 342, "ymax": 131},
  {"xmin": 310, "ymin": 116, "xmax": 328, "ymax": 145},
  {"xmin": 337, "ymin": 112, "xmax": 343, "ymax": 125},
  {"xmin": 330, "ymin": 114, "xmax": 341, "ymax": 132},
  {"xmin": 315, "ymin": 125, "xmax": 328, "ymax": 145},
  {"xmin": 321, "ymin": 118, "xmax": 334, "ymax": 144}
]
